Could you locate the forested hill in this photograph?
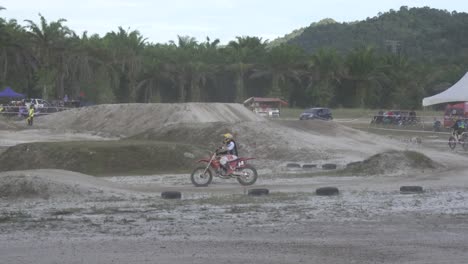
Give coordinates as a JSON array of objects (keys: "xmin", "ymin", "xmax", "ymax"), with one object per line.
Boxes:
[
  {"xmin": 287, "ymin": 6, "xmax": 468, "ymax": 62},
  {"xmin": 1, "ymin": 5, "xmax": 467, "ymax": 110}
]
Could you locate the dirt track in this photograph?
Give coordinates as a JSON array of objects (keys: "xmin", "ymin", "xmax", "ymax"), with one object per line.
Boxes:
[
  {"xmin": 2, "ymin": 215, "xmax": 467, "ymax": 264},
  {"xmin": 1, "ymin": 168, "xmax": 467, "ymax": 264},
  {"xmin": 1, "ymin": 103, "xmax": 468, "ymax": 263}
]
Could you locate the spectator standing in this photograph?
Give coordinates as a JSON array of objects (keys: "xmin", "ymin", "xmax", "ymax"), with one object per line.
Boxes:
[{"xmin": 27, "ymin": 104, "xmax": 35, "ymax": 126}]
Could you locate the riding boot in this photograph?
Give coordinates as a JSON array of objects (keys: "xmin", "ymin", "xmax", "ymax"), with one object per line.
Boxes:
[
  {"xmin": 219, "ymin": 164, "xmax": 228, "ymax": 175},
  {"xmin": 226, "ymin": 164, "xmax": 234, "ymax": 175}
]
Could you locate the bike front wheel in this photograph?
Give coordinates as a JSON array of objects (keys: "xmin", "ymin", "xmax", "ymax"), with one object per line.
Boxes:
[
  {"xmin": 448, "ymin": 136, "xmax": 457, "ymax": 150},
  {"xmin": 461, "ymin": 134, "xmax": 468, "ymax": 151},
  {"xmin": 190, "ymin": 166, "xmax": 213, "ymax": 187}
]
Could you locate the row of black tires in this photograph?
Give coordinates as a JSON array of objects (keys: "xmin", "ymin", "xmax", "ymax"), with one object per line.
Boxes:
[{"xmin": 160, "ymin": 186, "xmax": 424, "ymax": 199}]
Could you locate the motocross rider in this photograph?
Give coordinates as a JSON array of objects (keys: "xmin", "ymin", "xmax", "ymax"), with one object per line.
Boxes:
[
  {"xmin": 217, "ymin": 133, "xmax": 238, "ymax": 174},
  {"xmin": 451, "ymin": 118, "xmax": 466, "ymax": 141}
]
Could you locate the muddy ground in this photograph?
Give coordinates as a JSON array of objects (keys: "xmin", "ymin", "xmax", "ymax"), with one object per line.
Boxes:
[{"xmin": 0, "ymin": 104, "xmax": 467, "ymax": 264}]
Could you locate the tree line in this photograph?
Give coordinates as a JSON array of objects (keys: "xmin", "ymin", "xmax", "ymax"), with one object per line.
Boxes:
[{"xmin": 0, "ymin": 6, "xmax": 467, "ymax": 109}]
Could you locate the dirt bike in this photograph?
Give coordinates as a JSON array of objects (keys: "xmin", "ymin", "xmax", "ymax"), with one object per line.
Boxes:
[
  {"xmin": 190, "ymin": 150, "xmax": 258, "ymax": 187},
  {"xmin": 448, "ymin": 130, "xmax": 468, "ymax": 151}
]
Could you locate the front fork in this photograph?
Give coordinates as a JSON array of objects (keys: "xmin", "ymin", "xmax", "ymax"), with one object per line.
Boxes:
[{"xmin": 202, "ymin": 154, "xmax": 216, "ymax": 175}]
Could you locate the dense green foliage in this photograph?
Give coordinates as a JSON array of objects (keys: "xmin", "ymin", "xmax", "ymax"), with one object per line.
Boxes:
[{"xmin": 0, "ymin": 6, "xmax": 467, "ymax": 109}]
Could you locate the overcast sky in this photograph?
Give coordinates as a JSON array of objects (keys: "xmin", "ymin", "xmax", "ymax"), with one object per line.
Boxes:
[{"xmin": 1, "ymin": 0, "xmax": 467, "ymax": 44}]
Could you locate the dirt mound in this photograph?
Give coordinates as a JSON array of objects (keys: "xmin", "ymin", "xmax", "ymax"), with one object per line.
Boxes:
[
  {"xmin": 0, "ymin": 169, "xmax": 129, "ymax": 199},
  {"xmin": 38, "ymin": 103, "xmax": 265, "ymax": 136},
  {"xmin": 0, "ymin": 120, "xmax": 397, "ymax": 174},
  {"xmin": 131, "ymin": 121, "xmax": 300, "ymax": 161},
  {"xmin": 0, "ymin": 140, "xmax": 207, "ymax": 176},
  {"xmin": 132, "ymin": 119, "xmax": 403, "ymax": 164},
  {"xmin": 15, "ymin": 102, "xmax": 422, "ymax": 173},
  {"xmin": 344, "ymin": 150, "xmax": 440, "ymax": 176}
]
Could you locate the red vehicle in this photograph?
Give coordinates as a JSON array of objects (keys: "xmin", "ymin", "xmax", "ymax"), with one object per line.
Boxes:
[
  {"xmin": 190, "ymin": 150, "xmax": 258, "ymax": 187},
  {"xmin": 444, "ymin": 102, "xmax": 468, "ymax": 128}
]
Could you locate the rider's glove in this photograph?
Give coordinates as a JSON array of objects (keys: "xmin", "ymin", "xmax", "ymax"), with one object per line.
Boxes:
[{"xmin": 216, "ymin": 146, "xmax": 227, "ymax": 155}]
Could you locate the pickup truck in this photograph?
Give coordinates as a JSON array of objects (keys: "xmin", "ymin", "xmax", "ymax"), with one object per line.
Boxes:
[{"xmin": 24, "ymin": 98, "xmax": 58, "ymax": 113}]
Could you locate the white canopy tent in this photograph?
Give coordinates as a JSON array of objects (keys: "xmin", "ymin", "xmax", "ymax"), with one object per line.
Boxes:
[{"xmin": 422, "ymin": 72, "xmax": 468, "ymax": 106}]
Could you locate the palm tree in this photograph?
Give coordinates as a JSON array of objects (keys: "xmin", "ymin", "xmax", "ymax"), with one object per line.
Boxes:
[
  {"xmin": 104, "ymin": 27, "xmax": 146, "ymax": 102},
  {"xmin": 307, "ymin": 48, "xmax": 342, "ymax": 106},
  {"xmin": 136, "ymin": 44, "xmax": 178, "ymax": 103},
  {"xmin": 168, "ymin": 35, "xmax": 199, "ymax": 102},
  {"xmin": 378, "ymin": 54, "xmax": 412, "ymax": 108},
  {"xmin": 24, "ymin": 14, "xmax": 74, "ymax": 99},
  {"xmin": 0, "ymin": 18, "xmax": 37, "ymax": 94},
  {"xmin": 0, "ymin": 19, "xmax": 18, "ymax": 83},
  {"xmin": 344, "ymin": 46, "xmax": 383, "ymax": 108},
  {"xmin": 397, "ymin": 61, "xmax": 457, "ymax": 109},
  {"xmin": 187, "ymin": 37, "xmax": 221, "ymax": 102},
  {"xmin": 61, "ymin": 31, "xmax": 119, "ymax": 103},
  {"xmin": 227, "ymin": 36, "xmax": 267, "ymax": 102},
  {"xmin": 251, "ymin": 44, "xmax": 306, "ymax": 99}
]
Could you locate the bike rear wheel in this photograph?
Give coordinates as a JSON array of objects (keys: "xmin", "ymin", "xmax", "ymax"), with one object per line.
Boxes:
[
  {"xmin": 448, "ymin": 136, "xmax": 457, "ymax": 150},
  {"xmin": 190, "ymin": 166, "xmax": 213, "ymax": 187},
  {"xmin": 461, "ymin": 134, "xmax": 468, "ymax": 151},
  {"xmin": 236, "ymin": 165, "xmax": 258, "ymax": 186}
]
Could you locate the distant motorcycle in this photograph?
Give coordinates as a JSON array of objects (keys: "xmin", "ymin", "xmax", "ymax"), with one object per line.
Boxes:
[
  {"xmin": 448, "ymin": 130, "xmax": 468, "ymax": 151},
  {"xmin": 190, "ymin": 149, "xmax": 258, "ymax": 187}
]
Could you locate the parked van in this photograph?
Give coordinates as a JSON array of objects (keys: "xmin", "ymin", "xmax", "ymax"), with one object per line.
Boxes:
[
  {"xmin": 444, "ymin": 102, "xmax": 468, "ymax": 128},
  {"xmin": 24, "ymin": 98, "xmax": 58, "ymax": 113},
  {"xmin": 24, "ymin": 98, "xmax": 51, "ymax": 109}
]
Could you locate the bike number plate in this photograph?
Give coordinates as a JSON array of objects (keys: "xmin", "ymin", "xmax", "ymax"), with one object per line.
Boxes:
[{"xmin": 238, "ymin": 161, "xmax": 244, "ymax": 166}]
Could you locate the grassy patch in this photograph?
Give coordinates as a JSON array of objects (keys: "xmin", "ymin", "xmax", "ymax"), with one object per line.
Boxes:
[
  {"xmin": 281, "ymin": 108, "xmax": 376, "ymax": 119},
  {"xmin": 84, "ymin": 206, "xmax": 146, "ymax": 215},
  {"xmin": 227, "ymin": 205, "xmax": 262, "ymax": 214},
  {"xmin": 50, "ymin": 208, "xmax": 82, "ymax": 216},
  {"xmin": 349, "ymin": 122, "xmax": 449, "ymax": 134},
  {"xmin": 193, "ymin": 192, "xmax": 310, "ymax": 206},
  {"xmin": 281, "ymin": 107, "xmax": 442, "ymax": 119},
  {"xmin": 285, "ymin": 170, "xmax": 347, "ymax": 178},
  {"xmin": 0, "ymin": 215, "xmax": 11, "ymax": 223},
  {"xmin": 0, "ymin": 210, "xmax": 31, "ymax": 223},
  {"xmin": 145, "ymin": 216, "xmax": 176, "ymax": 222},
  {"xmin": 0, "ymin": 140, "xmax": 207, "ymax": 176}
]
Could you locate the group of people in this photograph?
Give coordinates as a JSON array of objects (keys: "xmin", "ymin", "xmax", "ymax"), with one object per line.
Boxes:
[
  {"xmin": 372, "ymin": 110, "xmax": 418, "ymax": 126},
  {"xmin": 0, "ymin": 102, "xmax": 35, "ymax": 126}
]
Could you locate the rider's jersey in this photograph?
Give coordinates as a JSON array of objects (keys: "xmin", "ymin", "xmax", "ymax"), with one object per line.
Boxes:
[
  {"xmin": 226, "ymin": 141, "xmax": 235, "ymax": 151},
  {"xmin": 28, "ymin": 108, "xmax": 34, "ymax": 117},
  {"xmin": 459, "ymin": 120, "xmax": 466, "ymax": 129},
  {"xmin": 225, "ymin": 140, "xmax": 238, "ymax": 156},
  {"xmin": 453, "ymin": 120, "xmax": 466, "ymax": 130}
]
